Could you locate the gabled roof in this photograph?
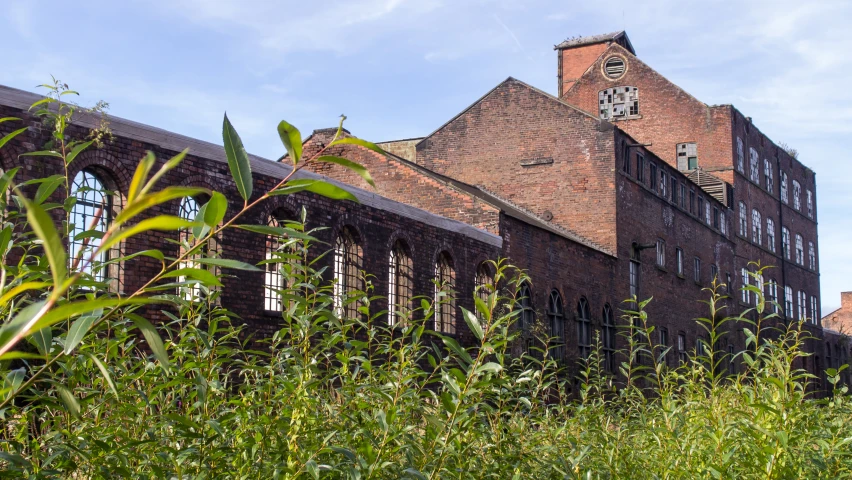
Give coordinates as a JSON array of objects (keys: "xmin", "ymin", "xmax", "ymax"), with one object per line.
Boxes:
[{"xmin": 554, "ymin": 31, "xmax": 635, "ymax": 55}]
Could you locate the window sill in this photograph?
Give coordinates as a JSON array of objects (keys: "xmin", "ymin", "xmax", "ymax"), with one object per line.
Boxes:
[
  {"xmin": 676, "ymin": 274, "xmax": 685, "ymax": 280},
  {"xmin": 656, "ymin": 265, "xmax": 667, "ymax": 273}
]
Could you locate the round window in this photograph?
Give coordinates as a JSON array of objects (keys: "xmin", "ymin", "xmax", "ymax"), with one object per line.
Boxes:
[{"xmin": 603, "ymin": 56, "xmax": 626, "ymax": 79}]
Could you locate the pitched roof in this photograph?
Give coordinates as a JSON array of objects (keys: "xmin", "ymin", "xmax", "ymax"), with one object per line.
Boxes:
[
  {"xmin": 0, "ymin": 84, "xmax": 502, "ymax": 248},
  {"xmin": 554, "ymin": 31, "xmax": 635, "ymax": 54}
]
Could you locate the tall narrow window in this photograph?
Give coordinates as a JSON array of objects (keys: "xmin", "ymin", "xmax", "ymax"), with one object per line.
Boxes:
[
  {"xmin": 810, "ymin": 295, "xmax": 819, "ymax": 325},
  {"xmin": 264, "ymin": 214, "xmax": 288, "ymax": 312},
  {"xmin": 798, "ymin": 291, "xmax": 807, "ymax": 321},
  {"xmin": 693, "ymin": 257, "xmax": 701, "ymax": 284},
  {"xmin": 577, "ymin": 297, "xmax": 591, "ymax": 358},
  {"xmin": 681, "ymin": 183, "xmax": 688, "ymax": 210},
  {"xmin": 749, "ymin": 147, "xmax": 760, "ymax": 182},
  {"xmin": 517, "ymin": 282, "xmax": 534, "ymax": 331},
  {"xmin": 603, "ymin": 304, "xmax": 616, "ymax": 372},
  {"xmin": 387, "ymin": 240, "xmax": 414, "ymax": 326},
  {"xmin": 795, "ymin": 234, "xmax": 804, "ymax": 265},
  {"xmin": 334, "ymin": 227, "xmax": 364, "ymax": 318},
  {"xmin": 622, "ymin": 144, "xmax": 631, "ymax": 175},
  {"xmin": 736, "ymin": 137, "xmax": 744, "ymax": 173},
  {"xmin": 660, "ymin": 170, "xmax": 667, "ymax": 197},
  {"xmin": 650, "ymin": 163, "xmax": 657, "ymax": 191},
  {"xmin": 768, "ymin": 280, "xmax": 779, "ymax": 313},
  {"xmin": 806, "ymin": 190, "xmax": 813, "ymax": 218},
  {"xmin": 629, "ymin": 260, "xmax": 640, "ymax": 299},
  {"xmin": 434, "ymin": 252, "xmax": 456, "ymax": 334},
  {"xmin": 636, "ymin": 153, "xmax": 645, "ymax": 183},
  {"xmin": 713, "ymin": 207, "xmax": 720, "ymax": 229},
  {"xmin": 738, "ymin": 202, "xmax": 747, "ymax": 237},
  {"xmin": 676, "ymin": 248, "xmax": 684, "ymax": 276},
  {"xmin": 698, "ymin": 196, "xmax": 705, "ymax": 219},
  {"xmin": 741, "ymin": 268, "xmax": 750, "ymax": 304},
  {"xmin": 474, "ymin": 262, "xmax": 493, "ymax": 318},
  {"xmin": 728, "ymin": 344, "xmax": 736, "ymax": 375},
  {"xmin": 689, "ymin": 189, "xmax": 696, "ymax": 214},
  {"xmin": 720, "ymin": 212, "xmax": 727, "ymax": 236},
  {"xmin": 751, "ymin": 209, "xmax": 762, "ymax": 244},
  {"xmin": 782, "ymin": 227, "xmax": 791, "ymax": 260},
  {"xmin": 710, "ymin": 264, "xmax": 718, "ymax": 283},
  {"xmin": 69, "ymin": 169, "xmax": 120, "ymax": 287},
  {"xmin": 792, "ymin": 180, "xmax": 801, "ymax": 211},
  {"xmin": 658, "ymin": 326, "xmax": 669, "ymax": 365},
  {"xmin": 767, "ymin": 218, "xmax": 776, "ymax": 252},
  {"xmin": 678, "ymin": 333, "xmax": 687, "ymax": 364},
  {"xmin": 780, "ymin": 172, "xmax": 789, "ymax": 204},
  {"xmin": 670, "ymin": 176, "xmax": 677, "ymax": 204},
  {"xmin": 705, "ymin": 202, "xmax": 711, "ymax": 225},
  {"xmin": 808, "ymin": 242, "xmax": 816, "ymax": 271},
  {"xmin": 656, "ymin": 239, "xmax": 666, "ymax": 268},
  {"xmin": 177, "ymin": 196, "xmax": 202, "ymax": 300},
  {"xmin": 548, "ymin": 290, "xmax": 564, "ymax": 359},
  {"xmin": 784, "ymin": 285, "xmax": 794, "ymax": 318},
  {"xmin": 764, "ymin": 159, "xmax": 774, "ymax": 193}
]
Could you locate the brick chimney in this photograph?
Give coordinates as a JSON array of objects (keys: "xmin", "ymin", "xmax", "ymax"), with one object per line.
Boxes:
[
  {"xmin": 555, "ymin": 31, "xmax": 635, "ymax": 97},
  {"xmin": 842, "ymin": 291, "xmax": 852, "ymax": 311}
]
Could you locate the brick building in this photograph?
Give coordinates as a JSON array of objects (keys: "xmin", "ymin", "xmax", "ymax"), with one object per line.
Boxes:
[{"xmin": 0, "ymin": 30, "xmax": 847, "ymax": 390}]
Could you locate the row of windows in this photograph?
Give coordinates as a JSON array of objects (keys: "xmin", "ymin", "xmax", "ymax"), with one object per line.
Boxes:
[
  {"xmin": 736, "ymin": 137, "xmax": 814, "ymax": 219},
  {"xmin": 654, "ymin": 239, "xmax": 718, "ymax": 285},
  {"xmin": 740, "ymin": 272, "xmax": 820, "ymax": 324},
  {"xmin": 622, "ymin": 146, "xmax": 727, "ymax": 235},
  {"xmin": 737, "ymin": 202, "xmax": 816, "ymax": 270}
]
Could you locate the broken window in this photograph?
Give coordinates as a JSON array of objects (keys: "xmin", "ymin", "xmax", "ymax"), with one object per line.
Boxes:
[
  {"xmin": 764, "ymin": 159, "xmax": 774, "ymax": 194},
  {"xmin": 767, "ymin": 218, "xmax": 776, "ymax": 253},
  {"xmin": 752, "ymin": 209, "xmax": 762, "ymax": 244},
  {"xmin": 793, "ymin": 180, "xmax": 801, "ymax": 211},
  {"xmin": 677, "ymin": 142, "xmax": 698, "ymax": 171},
  {"xmin": 660, "ymin": 170, "xmax": 667, "ymax": 197},
  {"xmin": 806, "ymin": 190, "xmax": 813, "ymax": 218},
  {"xmin": 599, "ymin": 86, "xmax": 639, "ymax": 120},
  {"xmin": 738, "ymin": 201, "xmax": 747, "ymax": 237},
  {"xmin": 749, "ymin": 147, "xmax": 760, "ymax": 182},
  {"xmin": 782, "ymin": 227, "xmax": 791, "ymax": 260},
  {"xmin": 795, "ymin": 234, "xmax": 804, "ymax": 265},
  {"xmin": 737, "ymin": 137, "xmax": 745, "ymax": 173},
  {"xmin": 809, "ymin": 242, "xmax": 816, "ymax": 270},
  {"xmin": 780, "ymin": 171, "xmax": 789, "ymax": 204}
]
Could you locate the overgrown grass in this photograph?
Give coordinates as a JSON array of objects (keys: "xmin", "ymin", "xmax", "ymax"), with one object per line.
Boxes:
[{"xmin": 1, "ymin": 235, "xmax": 850, "ymax": 479}]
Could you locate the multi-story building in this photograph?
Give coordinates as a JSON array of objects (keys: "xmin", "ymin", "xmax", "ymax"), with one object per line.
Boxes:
[{"xmin": 0, "ymin": 31, "xmax": 844, "ymax": 391}]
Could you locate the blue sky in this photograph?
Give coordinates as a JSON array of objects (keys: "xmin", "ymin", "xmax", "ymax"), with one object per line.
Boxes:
[{"xmin": 4, "ymin": 0, "xmax": 851, "ymax": 313}]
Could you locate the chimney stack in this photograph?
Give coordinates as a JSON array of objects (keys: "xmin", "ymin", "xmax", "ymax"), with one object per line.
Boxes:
[{"xmin": 842, "ymin": 292, "xmax": 852, "ymax": 310}]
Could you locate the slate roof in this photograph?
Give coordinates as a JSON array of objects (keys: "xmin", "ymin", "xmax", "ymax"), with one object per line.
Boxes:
[{"xmin": 554, "ymin": 30, "xmax": 635, "ymax": 54}]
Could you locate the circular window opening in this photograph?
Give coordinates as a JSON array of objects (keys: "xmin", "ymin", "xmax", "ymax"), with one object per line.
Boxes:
[{"xmin": 603, "ymin": 56, "xmax": 626, "ymax": 79}]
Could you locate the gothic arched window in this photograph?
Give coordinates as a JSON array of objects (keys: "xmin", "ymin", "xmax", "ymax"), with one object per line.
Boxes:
[
  {"xmin": 69, "ymin": 169, "xmax": 122, "ymax": 289},
  {"xmin": 333, "ymin": 227, "xmax": 363, "ymax": 318},
  {"xmin": 547, "ymin": 290, "xmax": 564, "ymax": 360},
  {"xmin": 263, "ymin": 213, "xmax": 292, "ymax": 312},
  {"xmin": 387, "ymin": 240, "xmax": 413, "ymax": 326},
  {"xmin": 577, "ymin": 297, "xmax": 592, "ymax": 358},
  {"xmin": 518, "ymin": 282, "xmax": 534, "ymax": 331},
  {"xmin": 434, "ymin": 251, "xmax": 456, "ymax": 334}
]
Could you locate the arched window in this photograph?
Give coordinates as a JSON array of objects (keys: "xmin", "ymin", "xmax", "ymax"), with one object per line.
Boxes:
[
  {"xmin": 738, "ymin": 201, "xmax": 747, "ymax": 237},
  {"xmin": 547, "ymin": 290, "xmax": 564, "ymax": 360},
  {"xmin": 434, "ymin": 251, "xmax": 456, "ymax": 334},
  {"xmin": 333, "ymin": 227, "xmax": 363, "ymax": 318},
  {"xmin": 577, "ymin": 297, "xmax": 591, "ymax": 358},
  {"xmin": 795, "ymin": 234, "xmax": 804, "ymax": 265},
  {"xmin": 387, "ymin": 240, "xmax": 413, "ymax": 326},
  {"xmin": 751, "ymin": 209, "xmax": 761, "ymax": 244},
  {"xmin": 263, "ymin": 213, "xmax": 292, "ymax": 312},
  {"xmin": 177, "ymin": 196, "xmax": 204, "ymax": 300},
  {"xmin": 602, "ymin": 304, "xmax": 615, "ymax": 372},
  {"xmin": 517, "ymin": 282, "xmax": 534, "ymax": 331},
  {"xmin": 69, "ymin": 169, "xmax": 122, "ymax": 289},
  {"xmin": 474, "ymin": 262, "xmax": 493, "ymax": 319}
]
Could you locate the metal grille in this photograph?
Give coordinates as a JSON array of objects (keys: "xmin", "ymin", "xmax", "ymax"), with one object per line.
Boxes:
[
  {"xmin": 602, "ymin": 304, "xmax": 616, "ymax": 372},
  {"xmin": 69, "ymin": 169, "xmax": 120, "ymax": 287},
  {"xmin": 604, "ymin": 56, "xmax": 625, "ymax": 78},
  {"xmin": 178, "ymin": 196, "xmax": 202, "ymax": 300},
  {"xmin": 264, "ymin": 215, "xmax": 288, "ymax": 312},
  {"xmin": 333, "ymin": 227, "xmax": 363, "ymax": 318},
  {"xmin": 434, "ymin": 252, "xmax": 456, "ymax": 334},
  {"xmin": 547, "ymin": 290, "xmax": 564, "ymax": 360},
  {"xmin": 577, "ymin": 297, "xmax": 591, "ymax": 358},
  {"xmin": 387, "ymin": 240, "xmax": 413, "ymax": 326}
]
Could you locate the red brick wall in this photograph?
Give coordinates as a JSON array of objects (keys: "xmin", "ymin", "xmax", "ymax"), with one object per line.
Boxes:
[
  {"xmin": 416, "ymin": 78, "xmax": 619, "ymax": 252},
  {"xmin": 301, "ymin": 130, "xmax": 501, "ymax": 234},
  {"xmin": 557, "ymin": 43, "xmax": 609, "ymax": 96},
  {"xmin": 0, "ymin": 105, "xmax": 500, "ymax": 346}
]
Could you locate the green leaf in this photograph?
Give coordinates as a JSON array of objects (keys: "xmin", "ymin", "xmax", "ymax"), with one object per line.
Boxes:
[
  {"xmin": 0, "ymin": 127, "xmax": 28, "ymax": 151},
  {"xmin": 125, "ymin": 313, "xmax": 170, "ymax": 371},
  {"xmin": 143, "ymin": 149, "xmax": 188, "ymax": 195},
  {"xmin": 162, "ymin": 268, "xmax": 223, "ymax": 287},
  {"xmin": 0, "ymin": 167, "xmax": 20, "ymax": 198},
  {"xmin": 65, "ymin": 309, "xmax": 101, "ymax": 354},
  {"xmin": 1, "ymin": 368, "xmax": 25, "ymax": 401},
  {"xmin": 476, "ymin": 362, "xmax": 503, "ymax": 374},
  {"xmin": 56, "ymin": 384, "xmax": 81, "ymax": 418},
  {"xmin": 271, "ymin": 179, "xmax": 358, "ymax": 202},
  {"xmin": 329, "ymin": 136, "xmax": 385, "ymax": 156},
  {"xmin": 86, "ymin": 352, "xmax": 119, "ymax": 397},
  {"xmin": 114, "ymin": 186, "xmax": 209, "ymax": 224},
  {"xmin": 19, "ymin": 150, "xmax": 62, "ymax": 158},
  {"xmin": 460, "ymin": 307, "xmax": 484, "ymax": 341},
  {"xmin": 0, "ymin": 351, "xmax": 44, "ymax": 361},
  {"xmin": 34, "ymin": 174, "xmax": 65, "ymax": 205},
  {"xmin": 277, "ymin": 120, "xmax": 302, "ymax": 165},
  {"xmin": 0, "ymin": 117, "xmax": 21, "ymax": 124},
  {"xmin": 222, "ymin": 113, "xmax": 253, "ymax": 201},
  {"xmin": 192, "ymin": 257, "xmax": 261, "ymax": 271},
  {"xmin": 315, "ymin": 155, "xmax": 375, "ymax": 188},
  {"xmin": 32, "ymin": 298, "xmax": 155, "ymax": 333},
  {"xmin": 203, "ymin": 192, "xmax": 228, "ymax": 228},
  {"xmin": 30, "ymin": 326, "xmax": 52, "ymax": 356},
  {"xmin": 22, "ymin": 198, "xmax": 66, "ymax": 285},
  {"xmin": 99, "ymin": 216, "xmax": 199, "ymax": 254},
  {"xmin": 64, "ymin": 140, "xmax": 94, "ymax": 165},
  {"xmin": 127, "ymin": 151, "xmax": 156, "ymax": 204}
]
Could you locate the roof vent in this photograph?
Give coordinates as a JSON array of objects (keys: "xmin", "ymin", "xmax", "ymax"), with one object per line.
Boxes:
[
  {"xmin": 603, "ymin": 56, "xmax": 626, "ymax": 79},
  {"xmin": 542, "ymin": 210, "xmax": 554, "ymax": 221}
]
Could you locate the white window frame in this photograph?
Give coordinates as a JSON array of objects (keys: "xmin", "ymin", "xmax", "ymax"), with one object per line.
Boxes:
[
  {"xmin": 766, "ymin": 218, "xmax": 776, "ymax": 253},
  {"xmin": 751, "ymin": 209, "xmax": 762, "ymax": 244}
]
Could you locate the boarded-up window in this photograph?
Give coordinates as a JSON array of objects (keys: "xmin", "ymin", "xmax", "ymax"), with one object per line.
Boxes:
[
  {"xmin": 599, "ymin": 86, "xmax": 639, "ymax": 120},
  {"xmin": 676, "ymin": 142, "xmax": 698, "ymax": 171}
]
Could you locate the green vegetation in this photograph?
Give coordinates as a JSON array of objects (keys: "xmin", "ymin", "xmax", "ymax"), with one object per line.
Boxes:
[{"xmin": 0, "ymin": 84, "xmax": 850, "ymax": 479}]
